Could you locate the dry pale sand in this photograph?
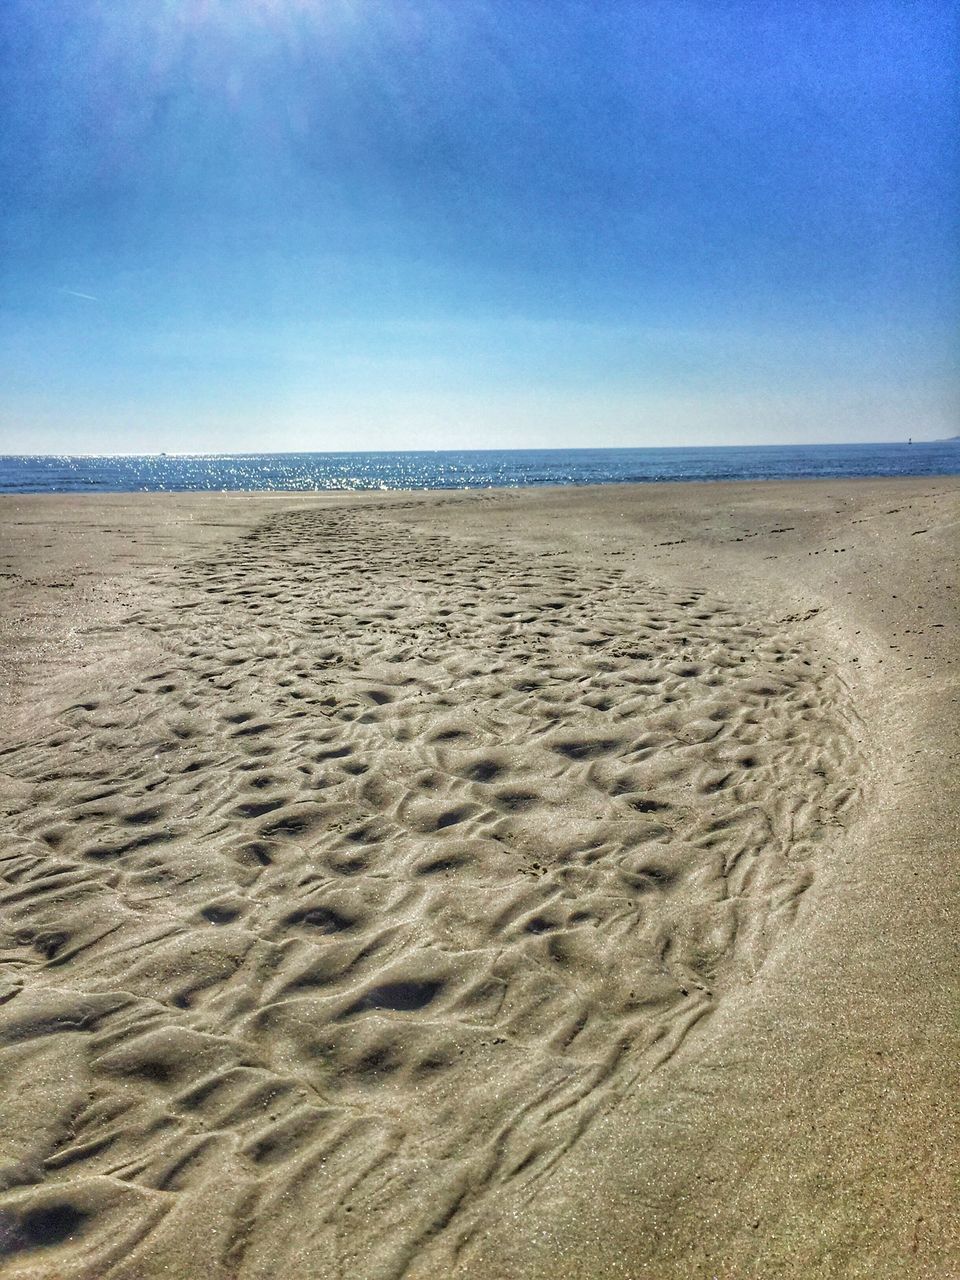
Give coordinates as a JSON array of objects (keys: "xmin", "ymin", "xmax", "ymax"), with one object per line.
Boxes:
[{"xmin": 0, "ymin": 478, "xmax": 956, "ymax": 1280}]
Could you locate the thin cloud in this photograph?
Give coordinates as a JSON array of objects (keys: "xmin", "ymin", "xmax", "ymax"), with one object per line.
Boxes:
[{"xmin": 59, "ymin": 288, "xmax": 100, "ymax": 302}]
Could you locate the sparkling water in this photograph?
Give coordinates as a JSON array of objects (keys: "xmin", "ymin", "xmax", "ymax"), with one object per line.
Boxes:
[{"xmin": 1, "ymin": 442, "xmax": 957, "ymax": 494}]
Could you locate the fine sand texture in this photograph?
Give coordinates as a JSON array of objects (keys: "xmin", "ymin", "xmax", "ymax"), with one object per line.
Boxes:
[{"xmin": 0, "ymin": 478, "xmax": 957, "ymax": 1279}]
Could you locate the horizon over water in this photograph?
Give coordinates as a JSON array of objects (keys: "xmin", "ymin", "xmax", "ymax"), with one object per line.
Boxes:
[{"xmin": 1, "ymin": 441, "xmax": 958, "ymax": 494}]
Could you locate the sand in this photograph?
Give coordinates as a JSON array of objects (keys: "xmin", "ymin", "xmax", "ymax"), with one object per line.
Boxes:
[{"xmin": 0, "ymin": 478, "xmax": 956, "ymax": 1279}]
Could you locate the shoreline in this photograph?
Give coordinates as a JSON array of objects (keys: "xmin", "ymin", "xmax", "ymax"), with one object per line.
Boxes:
[{"xmin": 0, "ymin": 476, "xmax": 957, "ymax": 1278}]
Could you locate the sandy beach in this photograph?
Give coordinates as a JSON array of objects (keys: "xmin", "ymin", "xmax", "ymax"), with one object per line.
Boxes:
[{"xmin": 0, "ymin": 477, "xmax": 957, "ymax": 1280}]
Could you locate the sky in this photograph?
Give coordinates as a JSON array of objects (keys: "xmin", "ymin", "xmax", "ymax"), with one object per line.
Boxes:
[{"xmin": 1, "ymin": 0, "xmax": 958, "ymax": 453}]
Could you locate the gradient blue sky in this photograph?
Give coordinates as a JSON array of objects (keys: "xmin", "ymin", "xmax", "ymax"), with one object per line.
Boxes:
[{"xmin": 2, "ymin": 0, "xmax": 958, "ymax": 452}]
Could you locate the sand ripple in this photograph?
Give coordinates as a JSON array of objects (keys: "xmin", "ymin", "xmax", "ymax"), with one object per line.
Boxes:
[{"xmin": 0, "ymin": 507, "xmax": 861, "ymax": 1278}]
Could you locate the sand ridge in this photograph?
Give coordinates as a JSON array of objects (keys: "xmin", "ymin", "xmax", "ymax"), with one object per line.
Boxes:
[{"xmin": 0, "ymin": 499, "xmax": 865, "ymax": 1278}]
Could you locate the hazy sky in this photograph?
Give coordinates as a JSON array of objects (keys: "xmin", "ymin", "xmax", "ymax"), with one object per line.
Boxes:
[{"xmin": 2, "ymin": 0, "xmax": 958, "ymax": 452}]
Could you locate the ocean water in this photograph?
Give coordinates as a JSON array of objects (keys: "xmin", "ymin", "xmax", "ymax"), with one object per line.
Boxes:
[{"xmin": 0, "ymin": 442, "xmax": 957, "ymax": 494}]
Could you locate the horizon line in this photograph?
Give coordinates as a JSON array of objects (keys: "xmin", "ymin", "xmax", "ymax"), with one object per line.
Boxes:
[{"xmin": 1, "ymin": 438, "xmax": 955, "ymax": 460}]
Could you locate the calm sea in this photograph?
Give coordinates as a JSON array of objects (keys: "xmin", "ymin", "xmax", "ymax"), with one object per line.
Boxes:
[{"xmin": 1, "ymin": 442, "xmax": 958, "ymax": 494}]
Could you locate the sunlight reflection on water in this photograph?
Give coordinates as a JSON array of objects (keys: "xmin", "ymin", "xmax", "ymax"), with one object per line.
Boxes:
[{"xmin": 1, "ymin": 443, "xmax": 957, "ymax": 494}]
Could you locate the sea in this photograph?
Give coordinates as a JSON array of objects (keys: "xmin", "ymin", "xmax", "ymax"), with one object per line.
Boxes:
[{"xmin": 0, "ymin": 442, "xmax": 958, "ymax": 494}]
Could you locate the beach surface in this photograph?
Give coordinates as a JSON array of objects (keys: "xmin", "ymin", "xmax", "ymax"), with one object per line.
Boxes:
[{"xmin": 0, "ymin": 477, "xmax": 957, "ymax": 1279}]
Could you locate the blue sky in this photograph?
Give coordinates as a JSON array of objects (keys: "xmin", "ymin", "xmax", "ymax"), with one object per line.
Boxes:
[{"xmin": 1, "ymin": 0, "xmax": 957, "ymax": 452}]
